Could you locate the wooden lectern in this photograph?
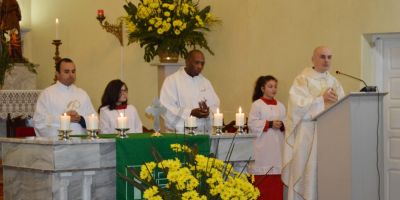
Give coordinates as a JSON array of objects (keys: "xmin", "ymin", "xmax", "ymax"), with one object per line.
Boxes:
[{"xmin": 312, "ymin": 92, "xmax": 386, "ymax": 200}]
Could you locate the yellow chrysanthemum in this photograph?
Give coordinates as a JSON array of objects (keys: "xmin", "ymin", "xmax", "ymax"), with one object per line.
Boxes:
[
  {"xmin": 149, "ymin": 3, "xmax": 159, "ymax": 9},
  {"xmin": 182, "ymin": 191, "xmax": 207, "ymax": 200},
  {"xmin": 174, "ymin": 30, "xmax": 181, "ymax": 35},
  {"xmin": 149, "ymin": 18, "xmax": 156, "ymax": 25},
  {"xmin": 143, "ymin": 186, "xmax": 161, "ymax": 199},
  {"xmin": 168, "ymin": 5, "xmax": 175, "ymax": 11},
  {"xmin": 140, "ymin": 162, "xmax": 156, "ymax": 182},
  {"xmin": 172, "ymin": 20, "xmax": 183, "ymax": 27},
  {"xmin": 154, "ymin": 21, "xmax": 162, "ymax": 28}
]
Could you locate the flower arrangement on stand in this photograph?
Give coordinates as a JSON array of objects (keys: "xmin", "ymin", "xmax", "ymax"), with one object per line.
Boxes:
[
  {"xmin": 123, "ymin": 0, "xmax": 219, "ymax": 62},
  {"xmin": 119, "ymin": 143, "xmax": 260, "ymax": 200}
]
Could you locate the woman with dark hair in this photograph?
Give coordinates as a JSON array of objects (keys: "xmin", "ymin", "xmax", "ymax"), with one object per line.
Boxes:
[
  {"xmin": 248, "ymin": 75, "xmax": 286, "ymax": 200},
  {"xmin": 99, "ymin": 79, "xmax": 142, "ymax": 133}
]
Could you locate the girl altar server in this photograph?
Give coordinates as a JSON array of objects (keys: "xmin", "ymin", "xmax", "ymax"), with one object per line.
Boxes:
[
  {"xmin": 99, "ymin": 79, "xmax": 142, "ymax": 133},
  {"xmin": 248, "ymin": 75, "xmax": 286, "ymax": 200}
]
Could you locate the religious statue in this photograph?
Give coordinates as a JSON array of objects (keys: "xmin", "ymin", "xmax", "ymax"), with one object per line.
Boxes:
[
  {"xmin": 145, "ymin": 98, "xmax": 166, "ymax": 137},
  {"xmin": 0, "ymin": 0, "xmax": 24, "ymax": 62}
]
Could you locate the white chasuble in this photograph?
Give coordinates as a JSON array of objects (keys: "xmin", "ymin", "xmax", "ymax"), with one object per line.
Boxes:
[
  {"xmin": 282, "ymin": 67, "xmax": 344, "ymax": 200},
  {"xmin": 33, "ymin": 81, "xmax": 96, "ymax": 137},
  {"xmin": 247, "ymin": 99, "xmax": 286, "ymax": 175},
  {"xmin": 160, "ymin": 67, "xmax": 220, "ymax": 133}
]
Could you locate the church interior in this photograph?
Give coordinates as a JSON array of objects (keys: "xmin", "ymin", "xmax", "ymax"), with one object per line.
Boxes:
[{"xmin": 1, "ymin": 0, "xmax": 400, "ymax": 200}]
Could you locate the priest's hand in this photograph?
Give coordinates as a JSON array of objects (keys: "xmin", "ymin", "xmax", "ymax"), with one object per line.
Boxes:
[
  {"xmin": 190, "ymin": 108, "xmax": 209, "ymax": 118},
  {"xmin": 272, "ymin": 120, "xmax": 283, "ymax": 129},
  {"xmin": 323, "ymin": 88, "xmax": 338, "ymax": 105},
  {"xmin": 66, "ymin": 110, "xmax": 81, "ymax": 123}
]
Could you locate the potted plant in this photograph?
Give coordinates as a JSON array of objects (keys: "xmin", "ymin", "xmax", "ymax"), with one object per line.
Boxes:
[
  {"xmin": 119, "ymin": 143, "xmax": 260, "ymax": 199},
  {"xmin": 123, "ymin": 0, "xmax": 219, "ymax": 63}
]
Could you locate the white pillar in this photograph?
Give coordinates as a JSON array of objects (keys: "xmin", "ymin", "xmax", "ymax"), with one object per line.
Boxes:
[
  {"xmin": 58, "ymin": 172, "xmax": 72, "ymax": 200},
  {"xmin": 82, "ymin": 171, "xmax": 96, "ymax": 200}
]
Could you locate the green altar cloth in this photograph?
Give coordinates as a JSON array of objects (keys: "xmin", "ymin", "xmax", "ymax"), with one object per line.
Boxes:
[{"xmin": 115, "ymin": 133, "xmax": 210, "ymax": 200}]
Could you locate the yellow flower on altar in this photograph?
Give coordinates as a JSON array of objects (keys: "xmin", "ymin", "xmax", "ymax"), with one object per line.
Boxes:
[
  {"xmin": 140, "ymin": 162, "xmax": 156, "ymax": 181},
  {"xmin": 172, "ymin": 19, "xmax": 182, "ymax": 27},
  {"xmin": 164, "ymin": 11, "xmax": 170, "ymax": 17},
  {"xmin": 174, "ymin": 30, "xmax": 181, "ymax": 35},
  {"xmin": 154, "ymin": 20, "xmax": 162, "ymax": 28},
  {"xmin": 180, "ymin": 23, "xmax": 187, "ymax": 31},
  {"xmin": 149, "ymin": 3, "xmax": 159, "ymax": 9},
  {"xmin": 168, "ymin": 4, "xmax": 175, "ymax": 11},
  {"xmin": 182, "ymin": 191, "xmax": 207, "ymax": 200},
  {"xmin": 149, "ymin": 18, "xmax": 156, "ymax": 25},
  {"xmin": 162, "ymin": 23, "xmax": 171, "ymax": 32},
  {"xmin": 157, "ymin": 28, "xmax": 164, "ymax": 34},
  {"xmin": 143, "ymin": 186, "xmax": 161, "ymax": 199},
  {"xmin": 121, "ymin": 143, "xmax": 259, "ymax": 200}
]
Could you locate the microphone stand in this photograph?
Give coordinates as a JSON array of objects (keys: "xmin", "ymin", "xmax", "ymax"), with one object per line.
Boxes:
[{"xmin": 336, "ymin": 71, "xmax": 377, "ymax": 92}]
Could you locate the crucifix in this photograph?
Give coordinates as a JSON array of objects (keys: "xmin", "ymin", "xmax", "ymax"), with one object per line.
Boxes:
[{"xmin": 145, "ymin": 98, "xmax": 166, "ymax": 137}]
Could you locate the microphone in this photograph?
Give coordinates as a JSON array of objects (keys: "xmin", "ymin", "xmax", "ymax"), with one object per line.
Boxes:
[{"xmin": 336, "ymin": 70, "xmax": 377, "ymax": 92}]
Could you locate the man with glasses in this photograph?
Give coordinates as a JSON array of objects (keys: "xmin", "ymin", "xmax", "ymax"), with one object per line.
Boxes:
[
  {"xmin": 33, "ymin": 58, "xmax": 96, "ymax": 137},
  {"xmin": 282, "ymin": 46, "xmax": 345, "ymax": 200}
]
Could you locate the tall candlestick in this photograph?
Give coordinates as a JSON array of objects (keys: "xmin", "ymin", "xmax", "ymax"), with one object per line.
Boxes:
[
  {"xmin": 60, "ymin": 113, "xmax": 70, "ymax": 131},
  {"xmin": 214, "ymin": 108, "xmax": 223, "ymax": 126},
  {"xmin": 235, "ymin": 106, "xmax": 245, "ymax": 126},
  {"xmin": 186, "ymin": 115, "xmax": 197, "ymax": 127},
  {"xmin": 55, "ymin": 18, "xmax": 60, "ymax": 40},
  {"xmin": 87, "ymin": 114, "xmax": 99, "ymax": 130},
  {"xmin": 117, "ymin": 113, "xmax": 128, "ymax": 129}
]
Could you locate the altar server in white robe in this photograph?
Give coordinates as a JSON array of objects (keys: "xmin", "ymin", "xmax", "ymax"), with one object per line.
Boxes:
[
  {"xmin": 248, "ymin": 75, "xmax": 286, "ymax": 200},
  {"xmin": 98, "ymin": 79, "xmax": 142, "ymax": 133},
  {"xmin": 160, "ymin": 50, "xmax": 220, "ymax": 133},
  {"xmin": 33, "ymin": 58, "xmax": 96, "ymax": 137},
  {"xmin": 282, "ymin": 46, "xmax": 345, "ymax": 200}
]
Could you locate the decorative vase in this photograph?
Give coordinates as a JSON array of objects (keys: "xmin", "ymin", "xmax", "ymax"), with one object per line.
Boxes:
[{"xmin": 158, "ymin": 51, "xmax": 179, "ymax": 63}]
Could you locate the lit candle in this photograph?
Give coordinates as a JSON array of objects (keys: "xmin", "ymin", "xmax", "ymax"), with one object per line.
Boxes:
[
  {"xmin": 186, "ymin": 115, "xmax": 197, "ymax": 128},
  {"xmin": 60, "ymin": 113, "xmax": 70, "ymax": 131},
  {"xmin": 214, "ymin": 108, "xmax": 223, "ymax": 126},
  {"xmin": 97, "ymin": 9, "xmax": 104, "ymax": 17},
  {"xmin": 235, "ymin": 106, "xmax": 245, "ymax": 126},
  {"xmin": 55, "ymin": 18, "xmax": 60, "ymax": 40},
  {"xmin": 87, "ymin": 114, "xmax": 99, "ymax": 130},
  {"xmin": 117, "ymin": 113, "xmax": 128, "ymax": 129}
]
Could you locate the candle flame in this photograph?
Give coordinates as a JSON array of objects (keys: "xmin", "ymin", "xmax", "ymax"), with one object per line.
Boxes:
[
  {"xmin": 63, "ymin": 112, "xmax": 67, "ymax": 116},
  {"xmin": 239, "ymin": 106, "xmax": 242, "ymax": 113},
  {"xmin": 216, "ymin": 108, "xmax": 220, "ymax": 114},
  {"xmin": 120, "ymin": 113, "xmax": 124, "ymax": 117},
  {"xmin": 91, "ymin": 113, "xmax": 95, "ymax": 117},
  {"xmin": 56, "ymin": 18, "xmax": 59, "ymax": 24}
]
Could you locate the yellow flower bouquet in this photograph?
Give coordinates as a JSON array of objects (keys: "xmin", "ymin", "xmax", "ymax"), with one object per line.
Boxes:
[
  {"xmin": 123, "ymin": 0, "xmax": 219, "ymax": 62},
  {"xmin": 119, "ymin": 143, "xmax": 260, "ymax": 200}
]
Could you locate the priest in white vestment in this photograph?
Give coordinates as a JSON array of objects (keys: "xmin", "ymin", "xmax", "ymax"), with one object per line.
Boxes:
[
  {"xmin": 282, "ymin": 46, "xmax": 345, "ymax": 200},
  {"xmin": 33, "ymin": 58, "xmax": 96, "ymax": 137},
  {"xmin": 160, "ymin": 50, "xmax": 220, "ymax": 133}
]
